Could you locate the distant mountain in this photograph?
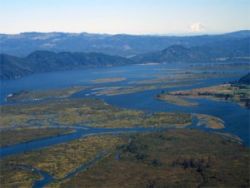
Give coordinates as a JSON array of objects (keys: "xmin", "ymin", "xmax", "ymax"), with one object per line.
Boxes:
[
  {"xmin": 238, "ymin": 73, "xmax": 250, "ymax": 85},
  {"xmin": 0, "ymin": 54, "xmax": 33, "ymax": 80},
  {"xmin": 1, "ymin": 32, "xmax": 250, "ymax": 80},
  {"xmin": 0, "ymin": 51, "xmax": 134, "ymax": 80},
  {"xmin": 1, "ymin": 30, "xmax": 250, "ymax": 57},
  {"xmin": 133, "ymin": 37, "xmax": 250, "ymax": 63}
]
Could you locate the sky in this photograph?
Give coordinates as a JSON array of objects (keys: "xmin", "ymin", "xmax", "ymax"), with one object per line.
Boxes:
[{"xmin": 0, "ymin": 0, "xmax": 249, "ymax": 35}]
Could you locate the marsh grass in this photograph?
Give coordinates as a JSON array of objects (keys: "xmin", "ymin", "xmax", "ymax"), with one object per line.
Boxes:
[
  {"xmin": 0, "ymin": 135, "xmax": 124, "ymax": 187},
  {"xmin": 59, "ymin": 130, "xmax": 250, "ymax": 188},
  {"xmin": 0, "ymin": 98, "xmax": 192, "ymax": 129},
  {"xmin": 160, "ymin": 84, "xmax": 250, "ymax": 109}
]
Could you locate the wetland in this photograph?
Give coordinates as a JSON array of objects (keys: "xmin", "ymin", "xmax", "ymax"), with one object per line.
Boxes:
[{"xmin": 0, "ymin": 62, "xmax": 249, "ymax": 187}]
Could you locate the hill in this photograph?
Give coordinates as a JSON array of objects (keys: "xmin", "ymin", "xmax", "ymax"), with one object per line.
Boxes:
[
  {"xmin": 133, "ymin": 37, "xmax": 250, "ymax": 63},
  {"xmin": 1, "ymin": 30, "xmax": 250, "ymax": 57},
  {"xmin": 0, "ymin": 51, "xmax": 134, "ymax": 80},
  {"xmin": 238, "ymin": 73, "xmax": 250, "ymax": 85},
  {"xmin": 1, "ymin": 32, "xmax": 250, "ymax": 80}
]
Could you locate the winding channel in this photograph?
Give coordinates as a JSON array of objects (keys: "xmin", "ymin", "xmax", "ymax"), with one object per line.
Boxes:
[
  {"xmin": 10, "ymin": 150, "xmax": 110, "ymax": 188},
  {"xmin": 0, "ymin": 125, "xmax": 167, "ymax": 188},
  {"xmin": 1, "ymin": 65, "xmax": 249, "ymax": 187},
  {"xmin": 0, "ymin": 126, "xmax": 165, "ymax": 158}
]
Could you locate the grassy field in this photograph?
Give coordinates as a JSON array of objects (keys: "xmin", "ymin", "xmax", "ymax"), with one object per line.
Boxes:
[
  {"xmin": 1, "ymin": 78, "xmax": 248, "ymax": 187},
  {"xmin": 57, "ymin": 129, "xmax": 250, "ymax": 188},
  {"xmin": 0, "ymin": 135, "xmax": 124, "ymax": 187},
  {"xmin": 156, "ymin": 94, "xmax": 198, "ymax": 107},
  {"xmin": 2, "ymin": 129, "xmax": 248, "ymax": 187},
  {"xmin": 191, "ymin": 63, "xmax": 250, "ymax": 72},
  {"xmin": 6, "ymin": 86, "xmax": 87, "ymax": 102},
  {"xmin": 0, "ymin": 128, "xmax": 72, "ymax": 147},
  {"xmin": 194, "ymin": 114, "xmax": 225, "ymax": 129},
  {"xmin": 0, "ymin": 98, "xmax": 192, "ymax": 129},
  {"xmin": 0, "ymin": 163, "xmax": 41, "ymax": 188},
  {"xmin": 91, "ymin": 77, "xmax": 126, "ymax": 83},
  {"xmin": 157, "ymin": 83, "xmax": 250, "ymax": 108},
  {"xmin": 0, "ymin": 96, "xmax": 226, "ymax": 149},
  {"xmin": 93, "ymin": 72, "xmax": 241, "ymax": 96}
]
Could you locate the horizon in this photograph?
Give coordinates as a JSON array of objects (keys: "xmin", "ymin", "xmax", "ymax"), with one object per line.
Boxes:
[
  {"xmin": 1, "ymin": 1, "xmax": 250, "ymax": 188},
  {"xmin": 1, "ymin": 0, "xmax": 250, "ymax": 35},
  {"xmin": 1, "ymin": 29, "xmax": 249, "ymax": 37}
]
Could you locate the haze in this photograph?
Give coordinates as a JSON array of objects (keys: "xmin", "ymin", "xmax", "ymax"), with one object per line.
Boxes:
[{"xmin": 0, "ymin": 0, "xmax": 249, "ymax": 35}]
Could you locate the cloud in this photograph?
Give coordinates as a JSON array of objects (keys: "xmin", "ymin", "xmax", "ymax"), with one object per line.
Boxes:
[{"xmin": 189, "ymin": 23, "xmax": 205, "ymax": 32}]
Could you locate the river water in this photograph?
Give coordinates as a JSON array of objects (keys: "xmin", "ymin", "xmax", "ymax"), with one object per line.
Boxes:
[
  {"xmin": 0, "ymin": 62, "xmax": 249, "ymax": 188},
  {"xmin": 0, "ymin": 63, "xmax": 249, "ymax": 148}
]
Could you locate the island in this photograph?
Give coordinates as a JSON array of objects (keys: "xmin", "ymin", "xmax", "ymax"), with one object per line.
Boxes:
[{"xmin": 157, "ymin": 73, "xmax": 250, "ymax": 108}]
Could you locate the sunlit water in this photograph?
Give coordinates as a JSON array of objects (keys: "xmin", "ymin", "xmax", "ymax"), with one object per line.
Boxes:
[{"xmin": 0, "ymin": 63, "xmax": 249, "ymax": 146}]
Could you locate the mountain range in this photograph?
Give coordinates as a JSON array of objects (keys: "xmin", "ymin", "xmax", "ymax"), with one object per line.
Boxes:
[
  {"xmin": 0, "ymin": 30, "xmax": 250, "ymax": 80},
  {"xmin": 1, "ymin": 30, "xmax": 250, "ymax": 57},
  {"xmin": 0, "ymin": 51, "xmax": 133, "ymax": 80},
  {"xmin": 133, "ymin": 37, "xmax": 250, "ymax": 63}
]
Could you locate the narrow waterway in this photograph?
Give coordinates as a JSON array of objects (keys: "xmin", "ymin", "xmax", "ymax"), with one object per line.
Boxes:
[{"xmin": 0, "ymin": 126, "xmax": 165, "ymax": 158}]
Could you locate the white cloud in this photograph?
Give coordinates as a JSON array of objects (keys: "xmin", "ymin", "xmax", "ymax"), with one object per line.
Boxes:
[{"xmin": 189, "ymin": 23, "xmax": 205, "ymax": 32}]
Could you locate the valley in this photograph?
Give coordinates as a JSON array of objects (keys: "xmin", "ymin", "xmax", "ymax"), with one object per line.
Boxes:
[
  {"xmin": 0, "ymin": 61, "xmax": 249, "ymax": 187},
  {"xmin": 0, "ymin": 28, "xmax": 250, "ymax": 188}
]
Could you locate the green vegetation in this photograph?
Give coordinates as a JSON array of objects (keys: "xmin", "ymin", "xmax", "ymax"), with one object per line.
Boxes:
[
  {"xmin": 238, "ymin": 73, "xmax": 250, "ymax": 85},
  {"xmin": 157, "ymin": 94, "xmax": 198, "ymax": 107},
  {"xmin": 156, "ymin": 73, "xmax": 250, "ymax": 109},
  {"xmin": 142, "ymin": 112, "xmax": 191, "ymax": 128},
  {"xmin": 2, "ymin": 129, "xmax": 248, "ymax": 187},
  {"xmin": 132, "ymin": 41, "xmax": 250, "ymax": 64},
  {"xmin": 1, "ymin": 78, "xmax": 248, "ymax": 187},
  {"xmin": 1, "ymin": 88, "xmax": 226, "ymax": 162},
  {"xmin": 91, "ymin": 77, "xmax": 126, "ymax": 83},
  {"xmin": 191, "ymin": 63, "xmax": 250, "ymax": 72},
  {"xmin": 56, "ymin": 129, "xmax": 250, "ymax": 188},
  {"xmin": 157, "ymin": 83, "xmax": 250, "ymax": 108},
  {"xmin": 0, "ymin": 98, "xmax": 192, "ymax": 129},
  {"xmin": 94, "ymin": 72, "xmax": 241, "ymax": 96},
  {"xmin": 194, "ymin": 114, "xmax": 225, "ymax": 129},
  {"xmin": 0, "ymin": 135, "xmax": 123, "ymax": 187},
  {"xmin": 6, "ymin": 86, "xmax": 86, "ymax": 102},
  {"xmin": 1, "ymin": 51, "xmax": 134, "ymax": 80},
  {"xmin": 0, "ymin": 128, "xmax": 71, "ymax": 147},
  {"xmin": 0, "ymin": 163, "xmax": 41, "ymax": 188}
]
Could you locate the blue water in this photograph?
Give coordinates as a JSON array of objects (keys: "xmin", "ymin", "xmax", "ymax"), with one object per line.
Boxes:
[
  {"xmin": 0, "ymin": 63, "xmax": 249, "ymax": 187},
  {"xmin": 32, "ymin": 168, "xmax": 54, "ymax": 188},
  {"xmin": 32, "ymin": 150, "xmax": 108, "ymax": 188},
  {"xmin": 61, "ymin": 150, "xmax": 107, "ymax": 181},
  {"xmin": 2, "ymin": 62, "xmax": 247, "ymax": 103},
  {"xmin": 0, "ymin": 127, "xmax": 164, "ymax": 158},
  {"xmin": 0, "ymin": 63, "xmax": 249, "ymax": 146},
  {"xmin": 0, "ymin": 63, "xmax": 177, "ymax": 103},
  {"xmin": 13, "ymin": 164, "xmax": 54, "ymax": 188},
  {"xmin": 101, "ymin": 89, "xmax": 250, "ymax": 146},
  {"xmin": 2, "ymin": 126, "xmax": 163, "ymax": 188}
]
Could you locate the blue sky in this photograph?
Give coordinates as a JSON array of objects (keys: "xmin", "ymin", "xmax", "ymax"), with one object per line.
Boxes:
[{"xmin": 0, "ymin": 0, "xmax": 249, "ymax": 34}]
